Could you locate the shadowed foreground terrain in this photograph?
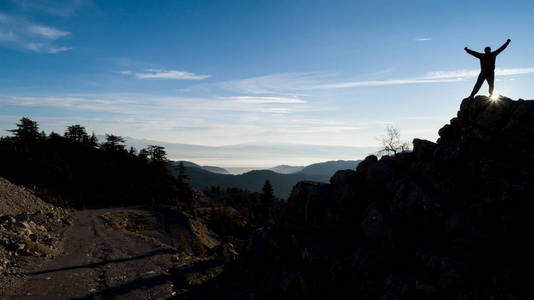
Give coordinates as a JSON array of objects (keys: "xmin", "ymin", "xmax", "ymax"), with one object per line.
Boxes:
[
  {"xmin": 3, "ymin": 95, "xmax": 534, "ymax": 299},
  {"xmin": 191, "ymin": 95, "xmax": 534, "ymax": 299},
  {"xmin": 0, "ymin": 187, "xmax": 225, "ymax": 299}
]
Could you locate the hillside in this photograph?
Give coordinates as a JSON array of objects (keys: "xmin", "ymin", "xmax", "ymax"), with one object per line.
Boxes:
[
  {"xmin": 269, "ymin": 160, "xmax": 361, "ymax": 177},
  {"xmin": 175, "ymin": 160, "xmax": 361, "ymax": 199},
  {"xmin": 0, "ymin": 177, "xmax": 60, "ymax": 216},
  {"xmin": 189, "ymin": 95, "xmax": 534, "ymax": 299},
  {"xmin": 174, "ymin": 166, "xmax": 328, "ymax": 199},
  {"xmin": 298, "ymin": 160, "xmax": 361, "ymax": 176},
  {"xmin": 201, "ymin": 166, "xmax": 230, "ymax": 175},
  {"xmin": 174, "ymin": 161, "xmax": 230, "ymax": 175}
]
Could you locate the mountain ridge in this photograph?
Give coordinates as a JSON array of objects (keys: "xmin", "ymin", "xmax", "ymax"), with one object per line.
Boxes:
[{"xmin": 175, "ymin": 160, "xmax": 362, "ymax": 198}]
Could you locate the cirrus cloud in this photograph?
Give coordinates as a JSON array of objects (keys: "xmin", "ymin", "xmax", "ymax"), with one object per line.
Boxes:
[
  {"xmin": 0, "ymin": 13, "xmax": 71, "ymax": 53},
  {"xmin": 134, "ymin": 69, "xmax": 211, "ymax": 80}
]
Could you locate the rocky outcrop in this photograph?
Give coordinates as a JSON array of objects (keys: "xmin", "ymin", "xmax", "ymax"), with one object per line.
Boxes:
[{"xmin": 207, "ymin": 96, "xmax": 534, "ymax": 299}]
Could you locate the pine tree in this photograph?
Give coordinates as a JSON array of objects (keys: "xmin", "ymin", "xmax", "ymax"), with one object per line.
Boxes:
[
  {"xmin": 64, "ymin": 124, "xmax": 89, "ymax": 143},
  {"xmin": 262, "ymin": 179, "xmax": 274, "ymax": 204},
  {"xmin": 177, "ymin": 162, "xmax": 189, "ymax": 184},
  {"xmin": 140, "ymin": 145, "xmax": 169, "ymax": 164},
  {"xmin": 9, "ymin": 117, "xmax": 41, "ymax": 142},
  {"xmin": 101, "ymin": 134, "xmax": 126, "ymax": 152},
  {"xmin": 177, "ymin": 162, "xmax": 193, "ymax": 210}
]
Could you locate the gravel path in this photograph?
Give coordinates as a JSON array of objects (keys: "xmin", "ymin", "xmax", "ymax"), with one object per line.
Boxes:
[{"xmin": 5, "ymin": 209, "xmax": 179, "ymax": 300}]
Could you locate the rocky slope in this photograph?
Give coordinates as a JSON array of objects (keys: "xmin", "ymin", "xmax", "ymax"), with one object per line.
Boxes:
[
  {"xmin": 194, "ymin": 95, "xmax": 534, "ymax": 299},
  {"xmin": 0, "ymin": 177, "xmax": 71, "ymax": 285}
]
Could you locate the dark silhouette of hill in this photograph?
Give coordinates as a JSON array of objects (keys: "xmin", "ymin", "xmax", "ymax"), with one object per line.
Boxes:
[
  {"xmin": 201, "ymin": 166, "xmax": 230, "ymax": 175},
  {"xmin": 298, "ymin": 160, "xmax": 361, "ymax": 176},
  {"xmin": 269, "ymin": 165, "xmax": 304, "ymax": 174},
  {"xmin": 269, "ymin": 160, "xmax": 361, "ymax": 176},
  {"xmin": 173, "ymin": 161, "xmax": 230, "ymax": 175},
  {"xmin": 172, "ymin": 166, "xmax": 327, "ymax": 199},
  {"xmin": 173, "ymin": 160, "xmax": 361, "ymax": 199},
  {"xmin": 184, "ymin": 95, "xmax": 534, "ymax": 299}
]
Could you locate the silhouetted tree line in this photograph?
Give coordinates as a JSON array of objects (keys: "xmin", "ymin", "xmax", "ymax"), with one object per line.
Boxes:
[
  {"xmin": 0, "ymin": 117, "xmax": 191, "ymax": 209},
  {"xmin": 202, "ymin": 180, "xmax": 280, "ymax": 238}
]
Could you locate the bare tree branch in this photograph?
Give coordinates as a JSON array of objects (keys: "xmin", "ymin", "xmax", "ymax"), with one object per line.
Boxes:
[{"xmin": 377, "ymin": 126, "xmax": 411, "ymax": 156}]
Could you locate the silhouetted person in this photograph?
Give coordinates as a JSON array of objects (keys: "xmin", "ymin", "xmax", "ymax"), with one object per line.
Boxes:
[{"xmin": 465, "ymin": 39, "xmax": 511, "ymax": 98}]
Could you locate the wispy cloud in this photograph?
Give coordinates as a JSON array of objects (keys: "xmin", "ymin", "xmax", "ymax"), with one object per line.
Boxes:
[
  {"xmin": 0, "ymin": 94, "xmax": 307, "ymax": 115},
  {"xmin": 220, "ymin": 67, "xmax": 534, "ymax": 93},
  {"xmin": 216, "ymin": 71, "xmax": 464, "ymax": 94},
  {"xmin": 307, "ymin": 77, "xmax": 463, "ymax": 89},
  {"xmin": 48, "ymin": 46, "xmax": 72, "ymax": 53},
  {"xmin": 280, "ymin": 126, "xmax": 362, "ymax": 134},
  {"xmin": 425, "ymin": 68, "xmax": 534, "ymax": 79},
  {"xmin": 218, "ymin": 72, "xmax": 331, "ymax": 94},
  {"xmin": 415, "ymin": 37, "xmax": 432, "ymax": 41},
  {"xmin": 28, "ymin": 25, "xmax": 69, "ymax": 39},
  {"xmin": 425, "ymin": 69, "xmax": 479, "ymax": 79},
  {"xmin": 0, "ymin": 30, "xmax": 15, "ymax": 41},
  {"xmin": 223, "ymin": 96, "xmax": 306, "ymax": 104},
  {"xmin": 134, "ymin": 69, "xmax": 211, "ymax": 80},
  {"xmin": 304, "ymin": 68, "xmax": 534, "ymax": 90},
  {"xmin": 119, "ymin": 70, "xmax": 132, "ymax": 75},
  {"xmin": 0, "ymin": 13, "xmax": 71, "ymax": 53}
]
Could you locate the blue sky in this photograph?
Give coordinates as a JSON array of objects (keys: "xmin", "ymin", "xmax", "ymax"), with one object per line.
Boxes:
[{"xmin": 1, "ymin": 0, "xmax": 534, "ymax": 166}]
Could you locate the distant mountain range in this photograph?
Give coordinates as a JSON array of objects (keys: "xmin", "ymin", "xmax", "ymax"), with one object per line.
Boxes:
[
  {"xmin": 172, "ymin": 160, "xmax": 361, "ymax": 199},
  {"xmin": 269, "ymin": 165, "xmax": 304, "ymax": 174},
  {"xmin": 299, "ymin": 160, "xmax": 360, "ymax": 176},
  {"xmin": 119, "ymin": 136, "xmax": 376, "ymax": 169},
  {"xmin": 174, "ymin": 161, "xmax": 231, "ymax": 175}
]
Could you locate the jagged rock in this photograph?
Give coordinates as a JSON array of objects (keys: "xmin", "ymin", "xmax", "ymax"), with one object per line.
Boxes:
[
  {"xmin": 360, "ymin": 200, "xmax": 393, "ymax": 248},
  {"xmin": 364, "ymin": 158, "xmax": 394, "ymax": 189},
  {"xmin": 329, "ymin": 169, "xmax": 367, "ymax": 213},
  {"xmin": 356, "ymin": 154, "xmax": 378, "ymax": 174},
  {"xmin": 287, "ymin": 181, "xmax": 331, "ymax": 230},
  {"xmin": 412, "ymin": 138, "xmax": 437, "ymax": 161}
]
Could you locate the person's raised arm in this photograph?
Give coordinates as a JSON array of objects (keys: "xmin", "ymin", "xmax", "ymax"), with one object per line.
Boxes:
[
  {"xmin": 464, "ymin": 47, "xmax": 482, "ymax": 58},
  {"xmin": 493, "ymin": 39, "xmax": 511, "ymax": 55}
]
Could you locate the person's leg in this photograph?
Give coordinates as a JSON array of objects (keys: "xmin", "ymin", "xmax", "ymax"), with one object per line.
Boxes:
[
  {"xmin": 470, "ymin": 72, "xmax": 485, "ymax": 98},
  {"xmin": 487, "ymin": 71, "xmax": 495, "ymax": 96}
]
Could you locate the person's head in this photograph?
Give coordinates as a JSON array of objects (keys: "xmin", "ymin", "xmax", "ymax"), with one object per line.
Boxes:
[{"xmin": 485, "ymin": 46, "xmax": 491, "ymax": 53}]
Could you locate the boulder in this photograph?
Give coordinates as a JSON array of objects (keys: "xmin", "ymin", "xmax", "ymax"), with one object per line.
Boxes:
[
  {"xmin": 360, "ymin": 200, "xmax": 393, "ymax": 249},
  {"xmin": 412, "ymin": 138, "xmax": 437, "ymax": 161}
]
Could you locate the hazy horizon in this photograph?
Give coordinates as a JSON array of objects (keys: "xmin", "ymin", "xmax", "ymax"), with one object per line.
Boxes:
[{"xmin": 122, "ymin": 135, "xmax": 375, "ymax": 172}]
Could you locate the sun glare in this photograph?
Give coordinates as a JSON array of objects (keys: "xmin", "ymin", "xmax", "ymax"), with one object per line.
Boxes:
[{"xmin": 490, "ymin": 93, "xmax": 500, "ymax": 101}]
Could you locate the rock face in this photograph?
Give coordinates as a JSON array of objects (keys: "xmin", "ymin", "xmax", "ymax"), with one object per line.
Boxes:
[{"xmin": 210, "ymin": 96, "xmax": 534, "ymax": 299}]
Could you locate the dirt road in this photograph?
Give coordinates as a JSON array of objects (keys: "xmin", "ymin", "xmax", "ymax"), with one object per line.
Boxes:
[{"xmin": 5, "ymin": 208, "xmax": 184, "ymax": 299}]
